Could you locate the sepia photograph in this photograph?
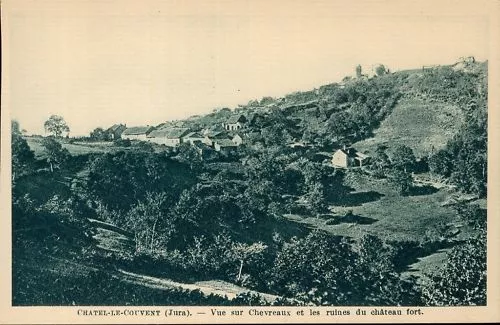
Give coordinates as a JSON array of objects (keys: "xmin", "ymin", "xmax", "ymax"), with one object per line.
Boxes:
[{"xmin": 1, "ymin": 0, "xmax": 499, "ymax": 323}]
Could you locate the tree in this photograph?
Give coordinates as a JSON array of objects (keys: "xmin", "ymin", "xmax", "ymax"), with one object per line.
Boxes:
[
  {"xmin": 391, "ymin": 145, "xmax": 416, "ymax": 172},
  {"xmin": 271, "ymin": 231, "xmax": 419, "ymax": 306},
  {"xmin": 11, "ymin": 120, "xmax": 34, "ymax": 180},
  {"xmin": 355, "ymin": 234, "xmax": 417, "ymax": 305},
  {"xmin": 328, "ymin": 111, "xmax": 356, "ymax": 139},
  {"xmin": 307, "ymin": 183, "xmax": 328, "ymax": 213},
  {"xmin": 375, "ymin": 64, "xmax": 388, "ymax": 76},
  {"xmin": 125, "ymin": 192, "xmax": 174, "ymax": 253},
  {"xmin": 370, "ymin": 145, "xmax": 391, "ymax": 173},
  {"xmin": 428, "ymin": 150, "xmax": 453, "ymax": 177},
  {"xmin": 44, "ymin": 115, "xmax": 70, "ymax": 137},
  {"xmin": 271, "ymin": 231, "xmax": 359, "ymax": 305},
  {"xmin": 259, "ymin": 96, "xmax": 276, "ymax": 106},
  {"xmin": 388, "ymin": 168, "xmax": 413, "ymax": 195},
  {"xmin": 86, "ymin": 152, "xmax": 195, "ymax": 212},
  {"xmin": 453, "ymin": 203, "xmax": 486, "ymax": 231},
  {"xmin": 176, "ymin": 142, "xmax": 202, "ymax": 170},
  {"xmin": 231, "ymin": 242, "xmax": 268, "ymax": 283},
  {"xmin": 90, "ymin": 127, "xmax": 109, "ymax": 141},
  {"xmin": 41, "ymin": 137, "xmax": 70, "ymax": 172}
]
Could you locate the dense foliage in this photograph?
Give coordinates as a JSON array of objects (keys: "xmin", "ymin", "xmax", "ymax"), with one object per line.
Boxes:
[
  {"xmin": 420, "ymin": 233, "xmax": 486, "ymax": 306},
  {"xmin": 85, "ymin": 151, "xmax": 196, "ymax": 211},
  {"xmin": 270, "ymin": 232, "xmax": 419, "ymax": 305},
  {"xmin": 426, "ymin": 66, "xmax": 487, "ymax": 197},
  {"xmin": 11, "ymin": 121, "xmax": 35, "ymax": 180}
]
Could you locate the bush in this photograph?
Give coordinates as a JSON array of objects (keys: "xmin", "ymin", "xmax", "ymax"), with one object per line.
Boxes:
[
  {"xmin": 420, "ymin": 234, "xmax": 486, "ymax": 306},
  {"xmin": 231, "ymin": 292, "xmax": 270, "ymax": 306},
  {"xmin": 113, "ymin": 138, "xmax": 131, "ymax": 147}
]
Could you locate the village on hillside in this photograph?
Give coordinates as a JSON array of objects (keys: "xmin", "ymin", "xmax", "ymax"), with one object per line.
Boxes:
[
  {"xmin": 98, "ymin": 113, "xmax": 369, "ymax": 169},
  {"xmin": 70, "ymin": 56, "xmax": 481, "ymax": 169}
]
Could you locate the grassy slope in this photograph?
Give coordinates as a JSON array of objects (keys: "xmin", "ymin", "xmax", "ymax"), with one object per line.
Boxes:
[
  {"xmin": 283, "ymin": 171, "xmax": 474, "ymax": 277},
  {"xmin": 285, "ymin": 172, "xmax": 470, "ymax": 243},
  {"xmin": 25, "ymin": 137, "xmax": 116, "ymax": 158},
  {"xmin": 354, "ymin": 98, "xmax": 464, "ymax": 157}
]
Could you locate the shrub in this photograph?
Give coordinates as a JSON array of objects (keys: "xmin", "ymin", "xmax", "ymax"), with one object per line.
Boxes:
[
  {"xmin": 113, "ymin": 139, "xmax": 131, "ymax": 147},
  {"xmin": 420, "ymin": 234, "xmax": 486, "ymax": 306}
]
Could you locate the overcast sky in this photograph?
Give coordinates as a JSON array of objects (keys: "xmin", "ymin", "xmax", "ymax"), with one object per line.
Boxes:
[{"xmin": 4, "ymin": 0, "xmax": 492, "ymax": 136}]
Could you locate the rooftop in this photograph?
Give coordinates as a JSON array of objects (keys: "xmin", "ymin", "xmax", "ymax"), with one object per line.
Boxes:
[
  {"xmin": 148, "ymin": 127, "xmax": 190, "ymax": 138},
  {"xmin": 226, "ymin": 115, "xmax": 247, "ymax": 124},
  {"xmin": 122, "ymin": 126, "xmax": 152, "ymax": 135},
  {"xmin": 215, "ymin": 139, "xmax": 238, "ymax": 147}
]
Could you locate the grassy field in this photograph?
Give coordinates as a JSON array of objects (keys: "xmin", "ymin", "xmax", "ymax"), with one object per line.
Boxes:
[
  {"xmin": 354, "ymin": 98, "xmax": 464, "ymax": 157},
  {"xmin": 285, "ymin": 171, "xmax": 471, "ymax": 243},
  {"xmin": 25, "ymin": 137, "xmax": 116, "ymax": 158},
  {"xmin": 283, "ymin": 170, "xmax": 478, "ymax": 276}
]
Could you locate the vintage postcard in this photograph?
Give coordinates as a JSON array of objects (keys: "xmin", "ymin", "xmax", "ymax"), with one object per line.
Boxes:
[{"xmin": 1, "ymin": 0, "xmax": 499, "ymax": 323}]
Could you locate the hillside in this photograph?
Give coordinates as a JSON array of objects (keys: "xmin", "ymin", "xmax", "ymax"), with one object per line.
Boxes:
[{"xmin": 354, "ymin": 98, "xmax": 464, "ymax": 156}]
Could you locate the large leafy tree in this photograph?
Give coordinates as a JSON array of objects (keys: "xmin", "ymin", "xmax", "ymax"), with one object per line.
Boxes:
[
  {"xmin": 89, "ymin": 127, "xmax": 109, "ymax": 141},
  {"xmin": 44, "ymin": 115, "xmax": 70, "ymax": 137},
  {"xmin": 41, "ymin": 137, "xmax": 70, "ymax": 172},
  {"xmin": 391, "ymin": 145, "xmax": 416, "ymax": 172},
  {"xmin": 388, "ymin": 168, "xmax": 413, "ymax": 195},
  {"xmin": 125, "ymin": 192, "xmax": 175, "ymax": 253},
  {"xmin": 271, "ymin": 231, "xmax": 359, "ymax": 305},
  {"xmin": 271, "ymin": 231, "xmax": 419, "ymax": 306},
  {"xmin": 170, "ymin": 181, "xmax": 253, "ymax": 248},
  {"xmin": 428, "ymin": 150, "xmax": 453, "ymax": 177}
]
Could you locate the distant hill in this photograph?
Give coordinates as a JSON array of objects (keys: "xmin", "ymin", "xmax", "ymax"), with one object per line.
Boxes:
[{"xmin": 176, "ymin": 59, "xmax": 486, "ymax": 157}]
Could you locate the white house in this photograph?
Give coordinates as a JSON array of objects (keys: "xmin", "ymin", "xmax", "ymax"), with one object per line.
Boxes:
[
  {"xmin": 231, "ymin": 133, "xmax": 243, "ymax": 146},
  {"xmin": 105, "ymin": 124, "xmax": 127, "ymax": 140},
  {"xmin": 332, "ymin": 147, "xmax": 370, "ymax": 168},
  {"xmin": 147, "ymin": 127, "xmax": 190, "ymax": 147},
  {"xmin": 222, "ymin": 115, "xmax": 247, "ymax": 131},
  {"xmin": 182, "ymin": 131, "xmax": 206, "ymax": 145},
  {"xmin": 121, "ymin": 126, "xmax": 153, "ymax": 141},
  {"xmin": 202, "ymin": 130, "xmax": 229, "ymax": 147}
]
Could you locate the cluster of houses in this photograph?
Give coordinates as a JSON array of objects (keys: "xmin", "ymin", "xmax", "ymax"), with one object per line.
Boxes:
[
  {"xmin": 104, "ymin": 113, "xmax": 371, "ymax": 168},
  {"xmin": 104, "ymin": 115, "xmax": 248, "ymax": 154}
]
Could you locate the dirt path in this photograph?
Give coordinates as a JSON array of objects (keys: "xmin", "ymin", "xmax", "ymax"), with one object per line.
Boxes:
[
  {"xmin": 117, "ymin": 269, "xmax": 279, "ymax": 302},
  {"xmin": 87, "ymin": 218, "xmax": 280, "ymax": 303}
]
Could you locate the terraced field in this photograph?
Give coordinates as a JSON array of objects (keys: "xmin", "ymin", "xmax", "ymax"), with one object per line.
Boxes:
[{"xmin": 354, "ymin": 98, "xmax": 464, "ymax": 157}]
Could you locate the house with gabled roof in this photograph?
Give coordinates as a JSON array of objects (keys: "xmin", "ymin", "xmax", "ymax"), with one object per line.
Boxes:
[
  {"xmin": 182, "ymin": 131, "xmax": 206, "ymax": 145},
  {"xmin": 222, "ymin": 115, "xmax": 247, "ymax": 131},
  {"xmin": 202, "ymin": 129, "xmax": 230, "ymax": 147},
  {"xmin": 214, "ymin": 138, "xmax": 238, "ymax": 152},
  {"xmin": 105, "ymin": 124, "xmax": 127, "ymax": 140},
  {"xmin": 229, "ymin": 133, "xmax": 244, "ymax": 146},
  {"xmin": 122, "ymin": 126, "xmax": 153, "ymax": 141},
  {"xmin": 147, "ymin": 127, "xmax": 190, "ymax": 147},
  {"xmin": 331, "ymin": 146, "xmax": 370, "ymax": 168}
]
